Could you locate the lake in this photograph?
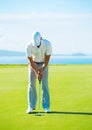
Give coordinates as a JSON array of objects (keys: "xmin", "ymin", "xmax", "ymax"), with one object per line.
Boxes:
[{"xmin": 0, "ymin": 55, "xmax": 92, "ymax": 64}]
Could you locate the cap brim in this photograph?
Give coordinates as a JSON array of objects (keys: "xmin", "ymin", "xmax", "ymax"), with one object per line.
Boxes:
[{"xmin": 34, "ymin": 41, "xmax": 40, "ymax": 46}]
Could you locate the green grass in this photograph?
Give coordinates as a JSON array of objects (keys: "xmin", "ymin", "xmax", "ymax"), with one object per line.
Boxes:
[{"xmin": 0, "ymin": 64, "xmax": 92, "ymax": 130}]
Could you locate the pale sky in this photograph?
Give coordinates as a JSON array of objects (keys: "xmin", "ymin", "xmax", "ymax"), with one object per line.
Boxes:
[{"xmin": 0, "ymin": 0, "xmax": 92, "ymax": 54}]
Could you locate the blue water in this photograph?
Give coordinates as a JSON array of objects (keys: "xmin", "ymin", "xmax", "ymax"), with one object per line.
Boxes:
[
  {"xmin": 50, "ymin": 56, "xmax": 92, "ymax": 64},
  {"xmin": 0, "ymin": 56, "xmax": 92, "ymax": 64}
]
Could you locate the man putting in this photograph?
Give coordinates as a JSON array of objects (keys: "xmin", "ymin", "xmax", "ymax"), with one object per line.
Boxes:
[{"xmin": 26, "ymin": 31, "xmax": 52, "ymax": 113}]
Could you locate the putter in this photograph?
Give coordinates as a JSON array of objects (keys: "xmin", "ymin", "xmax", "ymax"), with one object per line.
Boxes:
[{"xmin": 35, "ymin": 80, "xmax": 42, "ymax": 116}]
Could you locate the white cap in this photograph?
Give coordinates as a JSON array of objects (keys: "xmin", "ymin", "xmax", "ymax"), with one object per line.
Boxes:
[{"xmin": 32, "ymin": 32, "xmax": 41, "ymax": 46}]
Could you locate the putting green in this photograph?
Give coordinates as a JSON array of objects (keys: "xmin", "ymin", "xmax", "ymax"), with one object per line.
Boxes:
[{"xmin": 0, "ymin": 64, "xmax": 92, "ymax": 130}]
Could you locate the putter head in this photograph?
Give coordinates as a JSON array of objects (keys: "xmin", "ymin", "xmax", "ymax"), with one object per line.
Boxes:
[{"xmin": 35, "ymin": 112, "xmax": 42, "ymax": 116}]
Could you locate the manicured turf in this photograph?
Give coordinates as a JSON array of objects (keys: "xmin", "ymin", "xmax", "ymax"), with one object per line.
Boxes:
[{"xmin": 0, "ymin": 64, "xmax": 92, "ymax": 130}]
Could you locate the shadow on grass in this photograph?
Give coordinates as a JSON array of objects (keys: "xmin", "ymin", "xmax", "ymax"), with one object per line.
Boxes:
[
  {"xmin": 49, "ymin": 111, "xmax": 92, "ymax": 116},
  {"xmin": 28, "ymin": 111, "xmax": 92, "ymax": 116}
]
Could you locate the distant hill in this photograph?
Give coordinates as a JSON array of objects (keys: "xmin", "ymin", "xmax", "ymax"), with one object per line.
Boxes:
[
  {"xmin": 0, "ymin": 50, "xmax": 88, "ymax": 57},
  {"xmin": 0, "ymin": 50, "xmax": 25, "ymax": 56},
  {"xmin": 71, "ymin": 52, "xmax": 87, "ymax": 56}
]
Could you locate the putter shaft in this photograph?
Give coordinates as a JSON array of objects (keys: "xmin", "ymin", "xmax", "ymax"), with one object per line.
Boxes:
[{"xmin": 37, "ymin": 80, "xmax": 41, "ymax": 114}]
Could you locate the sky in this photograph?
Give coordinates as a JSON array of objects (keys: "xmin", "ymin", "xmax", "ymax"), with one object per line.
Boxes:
[{"xmin": 0, "ymin": 0, "xmax": 92, "ymax": 54}]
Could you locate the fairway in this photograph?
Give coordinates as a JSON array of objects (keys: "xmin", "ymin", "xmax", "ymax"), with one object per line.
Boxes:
[{"xmin": 0, "ymin": 64, "xmax": 92, "ymax": 130}]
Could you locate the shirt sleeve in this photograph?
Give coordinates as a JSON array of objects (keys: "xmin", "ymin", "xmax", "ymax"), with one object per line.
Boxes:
[
  {"xmin": 46, "ymin": 42, "xmax": 52, "ymax": 55},
  {"xmin": 26, "ymin": 44, "xmax": 32, "ymax": 57}
]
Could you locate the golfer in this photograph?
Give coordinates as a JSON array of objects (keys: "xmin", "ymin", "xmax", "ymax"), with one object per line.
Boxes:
[{"xmin": 26, "ymin": 31, "xmax": 52, "ymax": 113}]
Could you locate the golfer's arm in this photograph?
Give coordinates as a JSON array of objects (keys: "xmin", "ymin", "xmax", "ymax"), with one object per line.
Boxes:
[
  {"xmin": 28, "ymin": 57, "xmax": 38, "ymax": 74},
  {"xmin": 42, "ymin": 55, "xmax": 51, "ymax": 70}
]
